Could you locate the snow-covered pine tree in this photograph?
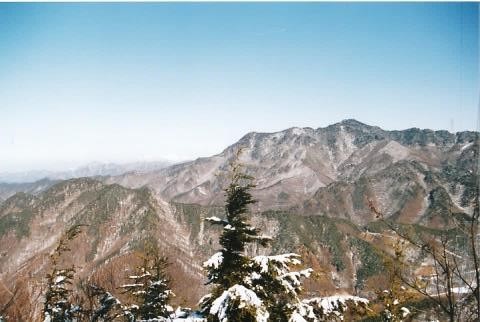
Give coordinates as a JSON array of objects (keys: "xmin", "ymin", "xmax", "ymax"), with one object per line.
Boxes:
[
  {"xmin": 44, "ymin": 267, "xmax": 76, "ymax": 322},
  {"xmin": 43, "ymin": 225, "xmax": 84, "ymax": 322},
  {"xmin": 121, "ymin": 249, "xmax": 173, "ymax": 321},
  {"xmin": 142, "ymin": 254, "xmax": 172, "ymax": 319},
  {"xmin": 246, "ymin": 253, "xmax": 313, "ymax": 321},
  {"xmin": 200, "ymin": 159, "xmax": 271, "ymax": 321},
  {"xmin": 89, "ymin": 284, "xmax": 127, "ymax": 322},
  {"xmin": 290, "ymin": 295, "xmax": 370, "ymax": 321},
  {"xmin": 201, "ymin": 156, "xmax": 312, "ymax": 322}
]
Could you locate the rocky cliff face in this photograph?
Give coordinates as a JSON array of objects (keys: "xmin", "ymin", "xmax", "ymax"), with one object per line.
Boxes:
[{"xmin": 106, "ymin": 119, "xmax": 478, "ymax": 225}]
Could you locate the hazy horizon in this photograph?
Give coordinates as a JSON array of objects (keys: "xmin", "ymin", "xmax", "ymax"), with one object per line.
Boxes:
[
  {"xmin": 1, "ymin": 117, "xmax": 478, "ymax": 174},
  {"xmin": 1, "ymin": 3, "xmax": 478, "ymax": 173}
]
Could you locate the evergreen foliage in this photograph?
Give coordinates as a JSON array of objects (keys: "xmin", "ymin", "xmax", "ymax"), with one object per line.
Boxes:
[
  {"xmin": 89, "ymin": 285, "xmax": 127, "ymax": 322},
  {"xmin": 43, "ymin": 225, "xmax": 84, "ymax": 322},
  {"xmin": 247, "ymin": 254, "xmax": 313, "ymax": 321},
  {"xmin": 121, "ymin": 248, "xmax": 173, "ymax": 321},
  {"xmin": 290, "ymin": 295, "xmax": 369, "ymax": 321},
  {"xmin": 201, "ymin": 155, "xmax": 312, "ymax": 321}
]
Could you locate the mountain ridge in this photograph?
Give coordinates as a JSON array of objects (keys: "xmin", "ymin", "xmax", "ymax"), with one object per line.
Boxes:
[
  {"xmin": 105, "ymin": 119, "xmax": 478, "ymax": 222},
  {"xmin": 1, "ymin": 119, "xmax": 477, "ymax": 319},
  {"xmin": 0, "ymin": 160, "xmax": 174, "ymax": 184}
]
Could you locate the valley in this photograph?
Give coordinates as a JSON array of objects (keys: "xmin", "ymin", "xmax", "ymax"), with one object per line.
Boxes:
[{"xmin": 0, "ymin": 119, "xmax": 478, "ymax": 321}]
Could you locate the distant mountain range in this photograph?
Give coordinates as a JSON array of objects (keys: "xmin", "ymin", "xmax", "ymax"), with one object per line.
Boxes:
[
  {"xmin": 0, "ymin": 161, "xmax": 174, "ymax": 201},
  {"xmin": 0, "ymin": 160, "xmax": 174, "ymax": 183},
  {"xmin": 1, "ymin": 119, "xmax": 477, "ymax": 317}
]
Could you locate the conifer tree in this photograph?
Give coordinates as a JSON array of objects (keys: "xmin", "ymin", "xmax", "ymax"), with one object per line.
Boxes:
[
  {"xmin": 89, "ymin": 285, "xmax": 126, "ymax": 322},
  {"xmin": 200, "ymin": 158, "xmax": 271, "ymax": 321},
  {"xmin": 247, "ymin": 253, "xmax": 313, "ymax": 321},
  {"xmin": 121, "ymin": 248, "xmax": 173, "ymax": 320},
  {"xmin": 201, "ymin": 153, "xmax": 312, "ymax": 322},
  {"xmin": 43, "ymin": 225, "xmax": 84, "ymax": 322}
]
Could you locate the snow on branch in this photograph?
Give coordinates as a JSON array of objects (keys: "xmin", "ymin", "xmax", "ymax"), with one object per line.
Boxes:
[
  {"xmin": 294, "ymin": 295, "xmax": 369, "ymax": 321},
  {"xmin": 210, "ymin": 285, "xmax": 269, "ymax": 322},
  {"xmin": 205, "ymin": 217, "xmax": 229, "ymax": 226},
  {"xmin": 247, "ymin": 253, "xmax": 313, "ymax": 298},
  {"xmin": 203, "ymin": 252, "xmax": 224, "ymax": 270},
  {"xmin": 288, "ymin": 302, "xmax": 316, "ymax": 322},
  {"xmin": 304, "ymin": 295, "xmax": 369, "ymax": 313},
  {"xmin": 252, "ymin": 253, "xmax": 302, "ymax": 274},
  {"xmin": 251, "ymin": 235, "xmax": 273, "ymax": 245},
  {"xmin": 279, "ymin": 269, "xmax": 314, "ymax": 295}
]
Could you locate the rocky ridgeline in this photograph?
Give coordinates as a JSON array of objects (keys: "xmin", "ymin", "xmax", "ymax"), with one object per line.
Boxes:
[
  {"xmin": 0, "ymin": 119, "xmax": 478, "ymax": 316},
  {"xmin": 106, "ymin": 119, "xmax": 477, "ymax": 225}
]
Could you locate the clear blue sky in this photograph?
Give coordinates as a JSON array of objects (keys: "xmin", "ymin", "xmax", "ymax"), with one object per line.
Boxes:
[{"xmin": 0, "ymin": 3, "xmax": 478, "ymax": 172}]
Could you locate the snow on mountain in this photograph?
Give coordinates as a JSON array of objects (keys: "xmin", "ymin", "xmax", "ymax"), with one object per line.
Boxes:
[{"xmin": 105, "ymin": 119, "xmax": 478, "ymax": 225}]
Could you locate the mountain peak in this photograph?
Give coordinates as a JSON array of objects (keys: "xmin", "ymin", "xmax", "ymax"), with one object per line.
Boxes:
[{"xmin": 338, "ymin": 119, "xmax": 370, "ymax": 128}]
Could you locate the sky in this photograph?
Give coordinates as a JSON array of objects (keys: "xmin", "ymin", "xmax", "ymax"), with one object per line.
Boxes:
[{"xmin": 0, "ymin": 3, "xmax": 478, "ymax": 172}]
